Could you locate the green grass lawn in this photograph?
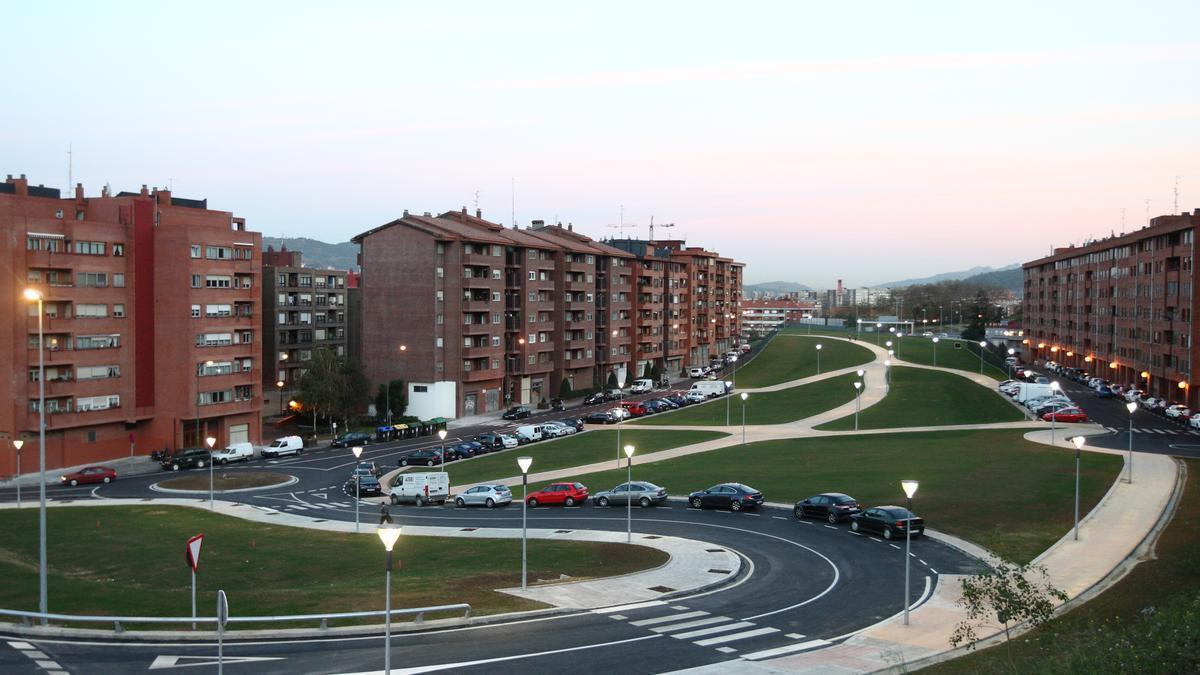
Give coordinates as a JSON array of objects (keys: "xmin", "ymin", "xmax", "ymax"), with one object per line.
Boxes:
[
  {"xmin": 925, "ymin": 459, "xmax": 1199, "ymax": 675},
  {"xmin": 888, "ymin": 335, "xmax": 1010, "ymax": 380},
  {"xmin": 815, "ymin": 366, "xmax": 1025, "ymax": 430},
  {"xmin": 733, "ymin": 335, "xmax": 874, "ymax": 387},
  {"xmin": 534, "ymin": 430, "xmax": 1122, "ymax": 564},
  {"xmin": 632, "ymin": 372, "xmax": 859, "ymax": 426},
  {"xmin": 0, "ymin": 505, "xmax": 667, "ymax": 624},
  {"xmin": 442, "ymin": 429, "xmax": 727, "ymax": 486}
]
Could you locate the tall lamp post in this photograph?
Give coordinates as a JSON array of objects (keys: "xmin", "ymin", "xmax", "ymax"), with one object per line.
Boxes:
[
  {"xmin": 1071, "ymin": 436, "xmax": 1085, "ymax": 541},
  {"xmin": 875, "ymin": 323, "xmax": 882, "ymax": 346},
  {"xmin": 901, "ymin": 479, "xmax": 919, "ymax": 625},
  {"xmin": 884, "ymin": 359, "xmax": 891, "ymax": 388},
  {"xmin": 815, "ymin": 343, "xmax": 822, "ymax": 375},
  {"xmin": 1125, "ymin": 402, "xmax": 1137, "ymax": 483},
  {"xmin": 437, "ymin": 429, "xmax": 447, "ymax": 473},
  {"xmin": 977, "ymin": 340, "xmax": 987, "ymax": 374},
  {"xmin": 623, "ymin": 444, "xmax": 635, "ymax": 543},
  {"xmin": 932, "ymin": 337, "xmax": 939, "ymax": 367},
  {"xmin": 195, "ymin": 359, "xmax": 214, "ymax": 446},
  {"xmin": 853, "ymin": 381, "xmax": 863, "ymax": 430},
  {"xmin": 895, "ymin": 332, "xmax": 903, "ymax": 359},
  {"xmin": 1049, "ymin": 381, "xmax": 1061, "ymax": 447},
  {"xmin": 11, "ymin": 440, "xmax": 22, "ymax": 509},
  {"xmin": 23, "ymin": 287, "xmax": 48, "ymax": 622},
  {"xmin": 1006, "ymin": 348, "xmax": 1015, "ymax": 379},
  {"xmin": 352, "ymin": 446, "xmax": 364, "ymax": 532},
  {"xmin": 724, "ymin": 380, "xmax": 734, "ymax": 426},
  {"xmin": 517, "ymin": 456, "xmax": 533, "ymax": 589},
  {"xmin": 376, "ymin": 525, "xmax": 402, "ymax": 675},
  {"xmin": 275, "ymin": 380, "xmax": 285, "ymax": 416},
  {"xmin": 205, "ymin": 436, "xmax": 217, "ymax": 510},
  {"xmin": 739, "ymin": 392, "xmax": 748, "ymax": 445}
]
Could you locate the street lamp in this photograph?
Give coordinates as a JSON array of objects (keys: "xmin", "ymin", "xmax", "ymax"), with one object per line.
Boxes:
[
  {"xmin": 1006, "ymin": 348, "xmax": 1015, "ymax": 379},
  {"xmin": 977, "ymin": 340, "xmax": 987, "ymax": 374},
  {"xmin": 1071, "ymin": 436, "xmax": 1085, "ymax": 541},
  {"xmin": 1125, "ymin": 401, "xmax": 1137, "ymax": 484},
  {"xmin": 815, "ymin": 343, "xmax": 823, "ymax": 375},
  {"xmin": 623, "ymin": 444, "xmax": 635, "ymax": 543},
  {"xmin": 11, "ymin": 440, "xmax": 23, "ymax": 509},
  {"xmin": 23, "ymin": 287, "xmax": 48, "ymax": 622},
  {"xmin": 875, "ymin": 323, "xmax": 882, "ymax": 345},
  {"xmin": 724, "ymin": 380, "xmax": 733, "ymax": 426},
  {"xmin": 276, "ymin": 380, "xmax": 285, "ymax": 416},
  {"xmin": 195, "ymin": 359, "xmax": 214, "ymax": 446},
  {"xmin": 1049, "ymin": 381, "xmax": 1061, "ymax": 447},
  {"xmin": 740, "ymin": 392, "xmax": 748, "ymax": 445},
  {"xmin": 205, "ymin": 436, "xmax": 217, "ymax": 510},
  {"xmin": 932, "ymin": 337, "xmax": 939, "ymax": 367},
  {"xmin": 437, "ymin": 429, "xmax": 447, "ymax": 473},
  {"xmin": 853, "ymin": 381, "xmax": 863, "ymax": 430},
  {"xmin": 376, "ymin": 525, "xmax": 402, "ymax": 675},
  {"xmin": 901, "ymin": 479, "xmax": 919, "ymax": 626},
  {"xmin": 353, "ymin": 446, "xmax": 364, "ymax": 532},
  {"xmin": 517, "ymin": 456, "xmax": 533, "ymax": 590},
  {"xmin": 386, "ymin": 345, "xmax": 407, "ymax": 425}
]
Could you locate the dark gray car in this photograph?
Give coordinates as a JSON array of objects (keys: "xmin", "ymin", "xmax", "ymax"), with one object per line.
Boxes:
[{"xmin": 593, "ymin": 481, "xmax": 668, "ymax": 507}]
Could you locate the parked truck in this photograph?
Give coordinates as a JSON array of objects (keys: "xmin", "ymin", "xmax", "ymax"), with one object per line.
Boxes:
[
  {"xmin": 389, "ymin": 472, "xmax": 450, "ymax": 506},
  {"xmin": 1014, "ymin": 382, "xmax": 1055, "ymax": 404}
]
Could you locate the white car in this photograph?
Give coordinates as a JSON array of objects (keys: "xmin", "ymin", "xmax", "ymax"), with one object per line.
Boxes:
[
  {"xmin": 542, "ymin": 421, "xmax": 577, "ymax": 436},
  {"xmin": 609, "ymin": 407, "xmax": 631, "ymax": 420},
  {"xmin": 1140, "ymin": 397, "xmax": 1161, "ymax": 411},
  {"xmin": 684, "ymin": 390, "xmax": 708, "ymax": 404},
  {"xmin": 1124, "ymin": 389, "xmax": 1144, "ymax": 402},
  {"xmin": 1165, "ymin": 405, "xmax": 1191, "ymax": 420},
  {"xmin": 454, "ymin": 484, "xmax": 513, "ymax": 508},
  {"xmin": 688, "ymin": 367, "xmax": 706, "ymax": 378},
  {"xmin": 212, "ymin": 442, "xmax": 255, "ymax": 464},
  {"xmin": 261, "ymin": 435, "xmax": 303, "ymax": 458},
  {"xmin": 497, "ymin": 434, "xmax": 520, "ymax": 449},
  {"xmin": 1189, "ymin": 415, "xmax": 1200, "ymax": 430}
]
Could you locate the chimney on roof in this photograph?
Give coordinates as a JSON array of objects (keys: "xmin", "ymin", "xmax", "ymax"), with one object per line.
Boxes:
[
  {"xmin": 403, "ymin": 209, "xmax": 409, "ymax": 217},
  {"xmin": 462, "ymin": 206, "xmax": 467, "ymax": 215},
  {"xmin": 568, "ymin": 223, "xmax": 573, "ymax": 231},
  {"xmin": 423, "ymin": 212, "xmax": 431, "ymax": 217},
  {"xmin": 476, "ymin": 208, "xmax": 482, "ymax": 218},
  {"xmin": 75, "ymin": 183, "xmax": 84, "ymax": 201},
  {"xmin": 532, "ymin": 219, "xmax": 544, "ymax": 228},
  {"xmin": 140, "ymin": 184, "xmax": 149, "ymax": 197}
]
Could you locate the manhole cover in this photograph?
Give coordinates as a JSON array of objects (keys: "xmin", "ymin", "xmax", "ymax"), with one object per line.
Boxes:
[
  {"xmin": 708, "ymin": 569, "xmax": 732, "ymax": 574},
  {"xmin": 706, "ymin": 548, "xmax": 725, "ymax": 553},
  {"xmin": 643, "ymin": 535, "xmax": 662, "ymax": 539},
  {"xmin": 648, "ymin": 585, "xmax": 676, "ymax": 593}
]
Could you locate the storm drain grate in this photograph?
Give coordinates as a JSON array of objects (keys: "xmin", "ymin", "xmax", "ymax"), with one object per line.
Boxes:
[
  {"xmin": 459, "ymin": 527, "xmax": 478, "ymax": 532},
  {"xmin": 642, "ymin": 535, "xmax": 662, "ymax": 539},
  {"xmin": 554, "ymin": 529, "xmax": 572, "ymax": 534},
  {"xmin": 708, "ymin": 569, "xmax": 732, "ymax": 575},
  {"xmin": 648, "ymin": 585, "xmax": 676, "ymax": 593},
  {"xmin": 706, "ymin": 548, "xmax": 725, "ymax": 553},
  {"xmin": 142, "ymin": 498, "xmax": 154, "ymax": 501},
  {"xmin": 311, "ymin": 519, "xmax": 326, "ymax": 523}
]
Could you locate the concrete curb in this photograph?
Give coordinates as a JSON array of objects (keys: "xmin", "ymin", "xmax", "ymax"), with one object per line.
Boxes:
[{"xmin": 148, "ymin": 474, "xmax": 299, "ymax": 495}]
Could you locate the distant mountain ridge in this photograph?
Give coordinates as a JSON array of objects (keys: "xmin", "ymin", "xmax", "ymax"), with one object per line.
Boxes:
[
  {"xmin": 744, "ymin": 280, "xmax": 812, "ymax": 295},
  {"xmin": 263, "ymin": 237, "xmax": 359, "ymax": 271},
  {"xmin": 959, "ymin": 267, "xmax": 1023, "ymax": 293},
  {"xmin": 877, "ymin": 264, "xmax": 1020, "ymax": 288}
]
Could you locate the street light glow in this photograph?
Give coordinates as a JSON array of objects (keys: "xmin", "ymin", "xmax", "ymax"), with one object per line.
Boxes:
[
  {"xmin": 23, "ymin": 288, "xmax": 44, "ymax": 301},
  {"xmin": 740, "ymin": 392, "xmax": 748, "ymax": 401},
  {"xmin": 377, "ymin": 525, "xmax": 402, "ymax": 551},
  {"xmin": 1071, "ymin": 436, "xmax": 1086, "ymax": 450},
  {"xmin": 901, "ymin": 480, "xmax": 919, "ymax": 499},
  {"xmin": 437, "ymin": 429, "xmax": 447, "ymax": 441},
  {"xmin": 517, "ymin": 456, "xmax": 533, "ymax": 474},
  {"xmin": 352, "ymin": 446, "xmax": 363, "ymax": 459},
  {"xmin": 623, "ymin": 444, "xmax": 635, "ymax": 459},
  {"xmin": 1127, "ymin": 402, "xmax": 1138, "ymax": 413}
]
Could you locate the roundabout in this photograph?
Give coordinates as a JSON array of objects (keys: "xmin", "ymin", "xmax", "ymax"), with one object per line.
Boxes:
[{"xmin": 150, "ymin": 471, "xmax": 299, "ymax": 493}]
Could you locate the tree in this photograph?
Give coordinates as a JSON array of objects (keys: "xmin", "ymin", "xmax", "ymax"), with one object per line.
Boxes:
[
  {"xmin": 374, "ymin": 379, "xmax": 406, "ymax": 421},
  {"xmin": 650, "ymin": 361, "xmax": 663, "ymax": 383},
  {"xmin": 559, "ymin": 378, "xmax": 573, "ymax": 399},
  {"xmin": 606, "ymin": 371, "xmax": 619, "ymax": 390},
  {"xmin": 642, "ymin": 361, "xmax": 653, "ymax": 379},
  {"xmin": 295, "ymin": 348, "xmax": 372, "ymax": 432},
  {"xmin": 950, "ymin": 558, "xmax": 1068, "ymax": 670},
  {"xmin": 962, "ymin": 290, "xmax": 989, "ymax": 341}
]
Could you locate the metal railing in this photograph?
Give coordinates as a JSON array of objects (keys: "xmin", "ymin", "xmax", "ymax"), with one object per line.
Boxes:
[{"xmin": 0, "ymin": 603, "xmax": 472, "ymax": 634}]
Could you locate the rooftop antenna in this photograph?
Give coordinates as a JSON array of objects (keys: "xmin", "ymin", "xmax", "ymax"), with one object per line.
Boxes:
[
  {"xmin": 473, "ymin": 190, "xmax": 480, "ymax": 212},
  {"xmin": 1145, "ymin": 198, "xmax": 1151, "ymax": 224},
  {"xmin": 510, "ymin": 178, "xmax": 516, "ymax": 228},
  {"xmin": 66, "ymin": 142, "xmax": 72, "ymax": 193},
  {"xmin": 648, "ymin": 215, "xmax": 675, "ymax": 240},
  {"xmin": 1175, "ymin": 175, "xmax": 1181, "ymax": 213},
  {"xmin": 607, "ymin": 205, "xmax": 637, "ymax": 240}
]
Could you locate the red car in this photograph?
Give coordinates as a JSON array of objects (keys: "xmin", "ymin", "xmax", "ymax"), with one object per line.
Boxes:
[
  {"xmin": 1043, "ymin": 407, "xmax": 1088, "ymax": 423},
  {"xmin": 620, "ymin": 402, "xmax": 647, "ymax": 417},
  {"xmin": 60, "ymin": 466, "xmax": 117, "ymax": 486},
  {"xmin": 526, "ymin": 482, "xmax": 589, "ymax": 507}
]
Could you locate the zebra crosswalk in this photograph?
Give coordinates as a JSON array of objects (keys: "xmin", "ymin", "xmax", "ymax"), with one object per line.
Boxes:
[
  {"xmin": 277, "ymin": 501, "xmax": 357, "ymax": 511},
  {"xmin": 598, "ymin": 603, "xmax": 830, "ymax": 659},
  {"xmin": 1103, "ymin": 426, "xmax": 1200, "ymax": 435}
]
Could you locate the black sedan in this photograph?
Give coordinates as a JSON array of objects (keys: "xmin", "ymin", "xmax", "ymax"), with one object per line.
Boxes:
[
  {"xmin": 475, "ymin": 432, "xmax": 508, "ymax": 450},
  {"xmin": 688, "ymin": 483, "xmax": 763, "ymax": 511},
  {"xmin": 794, "ymin": 493, "xmax": 862, "ymax": 524},
  {"xmin": 850, "ymin": 506, "xmax": 925, "ymax": 540},
  {"xmin": 502, "ymin": 406, "xmax": 532, "ymax": 420},
  {"xmin": 585, "ymin": 411, "xmax": 618, "ymax": 424},
  {"xmin": 399, "ymin": 449, "xmax": 445, "ymax": 467},
  {"xmin": 348, "ymin": 475, "xmax": 383, "ymax": 497},
  {"xmin": 583, "ymin": 392, "xmax": 607, "ymax": 406},
  {"xmin": 330, "ymin": 431, "xmax": 372, "ymax": 448},
  {"xmin": 559, "ymin": 417, "xmax": 586, "ymax": 432}
]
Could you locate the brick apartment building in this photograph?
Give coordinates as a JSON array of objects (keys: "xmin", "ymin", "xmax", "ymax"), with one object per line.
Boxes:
[
  {"xmin": 742, "ymin": 299, "xmax": 817, "ymax": 335},
  {"xmin": 354, "ymin": 210, "xmax": 743, "ymax": 418},
  {"xmin": 261, "ymin": 246, "xmax": 349, "ymax": 408},
  {"xmin": 1022, "ymin": 208, "xmax": 1200, "ymax": 407},
  {"xmin": 1, "ymin": 174, "xmax": 261, "ymax": 476}
]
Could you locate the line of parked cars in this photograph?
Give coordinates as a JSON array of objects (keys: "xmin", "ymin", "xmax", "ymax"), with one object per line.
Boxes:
[
  {"xmin": 793, "ymin": 492, "xmax": 925, "ymax": 540},
  {"xmin": 1036, "ymin": 360, "xmax": 1200, "ymax": 428},
  {"xmin": 998, "ymin": 373, "xmax": 1089, "ymax": 423}
]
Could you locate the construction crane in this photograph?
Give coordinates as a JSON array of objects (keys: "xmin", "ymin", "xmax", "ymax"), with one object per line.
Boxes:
[{"xmin": 649, "ymin": 216, "xmax": 675, "ymax": 240}]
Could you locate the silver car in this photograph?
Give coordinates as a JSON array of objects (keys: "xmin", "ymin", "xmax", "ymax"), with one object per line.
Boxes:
[
  {"xmin": 454, "ymin": 484, "xmax": 513, "ymax": 508},
  {"xmin": 593, "ymin": 481, "xmax": 669, "ymax": 508}
]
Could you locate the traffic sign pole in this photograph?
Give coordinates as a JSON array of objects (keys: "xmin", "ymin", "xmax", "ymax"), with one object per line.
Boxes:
[
  {"xmin": 184, "ymin": 534, "xmax": 204, "ymax": 630},
  {"xmin": 191, "ymin": 570, "xmax": 196, "ymax": 630},
  {"xmin": 217, "ymin": 590, "xmax": 228, "ymax": 675}
]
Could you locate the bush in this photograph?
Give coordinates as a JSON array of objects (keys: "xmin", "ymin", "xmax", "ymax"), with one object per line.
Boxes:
[
  {"xmin": 606, "ymin": 372, "xmax": 619, "ymax": 389},
  {"xmin": 537, "ymin": 398, "xmax": 549, "ymax": 410},
  {"xmin": 559, "ymin": 378, "xmax": 573, "ymax": 398}
]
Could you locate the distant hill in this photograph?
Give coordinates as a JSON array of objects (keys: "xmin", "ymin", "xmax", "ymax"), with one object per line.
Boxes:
[
  {"xmin": 960, "ymin": 267, "xmax": 1023, "ymax": 293},
  {"xmin": 263, "ymin": 237, "xmax": 359, "ymax": 271},
  {"xmin": 744, "ymin": 280, "xmax": 812, "ymax": 295},
  {"xmin": 878, "ymin": 264, "xmax": 1019, "ymax": 288}
]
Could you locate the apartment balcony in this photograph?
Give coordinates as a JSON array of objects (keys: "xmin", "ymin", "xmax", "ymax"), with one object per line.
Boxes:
[
  {"xmin": 462, "ymin": 299, "xmax": 493, "ymax": 313},
  {"xmin": 564, "ymin": 318, "xmax": 591, "ymax": 330},
  {"xmin": 462, "ymin": 275, "xmax": 496, "ymax": 289},
  {"xmin": 564, "ymin": 279, "xmax": 590, "ymax": 292},
  {"xmin": 564, "ymin": 300, "xmax": 592, "ymax": 311},
  {"xmin": 462, "ymin": 344, "xmax": 500, "ymax": 359},
  {"xmin": 565, "ymin": 338, "xmax": 591, "ymax": 350},
  {"xmin": 462, "ymin": 322, "xmax": 494, "ymax": 336},
  {"xmin": 462, "ymin": 252, "xmax": 496, "ymax": 266},
  {"xmin": 462, "ymin": 367, "xmax": 501, "ymax": 383},
  {"xmin": 27, "ymin": 377, "xmax": 76, "ymax": 397}
]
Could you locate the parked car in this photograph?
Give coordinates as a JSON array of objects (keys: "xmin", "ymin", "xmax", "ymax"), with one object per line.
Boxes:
[
  {"xmin": 593, "ymin": 481, "xmax": 669, "ymax": 507},
  {"xmin": 620, "ymin": 402, "xmax": 648, "ymax": 417},
  {"xmin": 1043, "ymin": 407, "xmax": 1088, "ymax": 423},
  {"xmin": 348, "ymin": 475, "xmax": 383, "ymax": 497},
  {"xmin": 454, "ymin": 484, "xmax": 513, "ymax": 508},
  {"xmin": 585, "ymin": 410, "xmax": 618, "ymax": 424},
  {"xmin": 60, "ymin": 466, "xmax": 117, "ymax": 486},
  {"xmin": 526, "ymin": 482, "xmax": 589, "ymax": 507},
  {"xmin": 793, "ymin": 493, "xmax": 862, "ymax": 523},
  {"xmin": 1093, "ymin": 386, "xmax": 1115, "ymax": 398},
  {"xmin": 688, "ymin": 367, "xmax": 707, "ymax": 378},
  {"xmin": 1033, "ymin": 401, "xmax": 1076, "ymax": 417},
  {"xmin": 1141, "ymin": 396, "xmax": 1162, "ymax": 411},
  {"xmin": 558, "ymin": 418, "xmax": 586, "ymax": 432},
  {"xmin": 687, "ymin": 483, "xmax": 764, "ymax": 511},
  {"xmin": 212, "ymin": 442, "xmax": 255, "ymax": 464},
  {"xmin": 330, "ymin": 431, "xmax": 372, "ymax": 448},
  {"xmin": 608, "ymin": 407, "xmax": 631, "ymax": 420},
  {"xmin": 477, "ymin": 432, "xmax": 518, "ymax": 450},
  {"xmin": 850, "ymin": 505, "xmax": 924, "ymax": 540},
  {"xmin": 261, "ymin": 436, "xmax": 304, "ymax": 458},
  {"xmin": 542, "ymin": 420, "xmax": 577, "ymax": 436},
  {"xmin": 1165, "ymin": 405, "xmax": 1192, "ymax": 420},
  {"xmin": 514, "ymin": 425, "xmax": 544, "ymax": 443},
  {"xmin": 665, "ymin": 393, "xmax": 691, "ymax": 407},
  {"xmin": 161, "ymin": 447, "xmax": 211, "ymax": 471},
  {"xmin": 583, "ymin": 392, "xmax": 608, "ymax": 406},
  {"xmin": 399, "ymin": 449, "xmax": 445, "ymax": 467},
  {"xmin": 390, "ymin": 472, "xmax": 449, "ymax": 505},
  {"xmin": 502, "ymin": 406, "xmax": 532, "ymax": 420},
  {"xmin": 685, "ymin": 390, "xmax": 709, "ymax": 404},
  {"xmin": 356, "ymin": 460, "xmax": 381, "ymax": 477},
  {"xmin": 1189, "ymin": 414, "xmax": 1200, "ymax": 430}
]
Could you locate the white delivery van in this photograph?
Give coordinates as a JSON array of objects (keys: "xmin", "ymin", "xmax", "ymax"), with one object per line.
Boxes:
[
  {"xmin": 389, "ymin": 472, "xmax": 450, "ymax": 506},
  {"xmin": 690, "ymin": 380, "xmax": 729, "ymax": 398},
  {"xmin": 1015, "ymin": 382, "xmax": 1055, "ymax": 404},
  {"xmin": 630, "ymin": 378, "xmax": 654, "ymax": 394},
  {"xmin": 514, "ymin": 425, "xmax": 543, "ymax": 444},
  {"xmin": 261, "ymin": 435, "xmax": 304, "ymax": 458},
  {"xmin": 212, "ymin": 442, "xmax": 255, "ymax": 464}
]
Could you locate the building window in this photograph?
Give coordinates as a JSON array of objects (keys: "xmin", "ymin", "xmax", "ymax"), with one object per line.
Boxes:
[
  {"xmin": 191, "ymin": 305, "xmax": 201, "ymax": 318},
  {"xmin": 113, "ymin": 273, "xmax": 125, "ymax": 288},
  {"xmin": 113, "ymin": 304, "xmax": 125, "ymax": 318},
  {"xmin": 436, "ymin": 290, "xmax": 444, "ymax": 301},
  {"xmin": 436, "ymin": 337, "xmax": 444, "ymax": 348},
  {"xmin": 112, "ymin": 243, "xmax": 125, "ymax": 257},
  {"xmin": 76, "ymin": 365, "xmax": 120, "ymax": 380},
  {"xmin": 205, "ymin": 246, "xmax": 232, "ymax": 260},
  {"xmin": 528, "ymin": 354, "xmax": 536, "ymax": 364},
  {"xmin": 234, "ymin": 384, "xmax": 254, "ymax": 401},
  {"xmin": 76, "ymin": 304, "xmax": 108, "ymax": 318},
  {"xmin": 528, "ymin": 313, "xmax": 535, "ymax": 323},
  {"xmin": 436, "ymin": 267, "xmax": 444, "ymax": 278},
  {"xmin": 491, "ymin": 336, "xmax": 501, "ymax": 346},
  {"xmin": 76, "ymin": 334, "xmax": 121, "ymax": 350},
  {"xmin": 77, "ymin": 394, "xmax": 120, "ymax": 412},
  {"xmin": 74, "ymin": 241, "xmax": 105, "ymax": 255},
  {"xmin": 436, "ymin": 243, "xmax": 445, "ymax": 254},
  {"xmin": 528, "ymin": 271, "xmax": 536, "ymax": 281},
  {"xmin": 206, "ymin": 304, "xmax": 232, "ymax": 318},
  {"xmin": 191, "ymin": 275, "xmax": 201, "ymax": 288},
  {"xmin": 205, "ymin": 275, "xmax": 232, "ymax": 288},
  {"xmin": 436, "ymin": 313, "xmax": 444, "ymax": 325},
  {"xmin": 77, "ymin": 272, "xmax": 108, "ymax": 288},
  {"xmin": 196, "ymin": 332, "xmax": 233, "ymax": 347},
  {"xmin": 190, "ymin": 245, "xmax": 202, "ymax": 258},
  {"xmin": 492, "ymin": 269, "xmax": 502, "ymax": 279}
]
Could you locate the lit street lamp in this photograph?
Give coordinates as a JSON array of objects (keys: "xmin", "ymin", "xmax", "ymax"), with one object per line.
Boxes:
[
  {"xmin": 932, "ymin": 337, "xmax": 939, "ymax": 367},
  {"xmin": 901, "ymin": 479, "xmax": 919, "ymax": 626},
  {"xmin": 23, "ymin": 287, "xmax": 48, "ymax": 622},
  {"xmin": 205, "ymin": 436, "xmax": 217, "ymax": 510},
  {"xmin": 437, "ymin": 429, "xmax": 447, "ymax": 473},
  {"xmin": 815, "ymin": 343, "xmax": 822, "ymax": 375},
  {"xmin": 1125, "ymin": 402, "xmax": 1137, "ymax": 483},
  {"xmin": 740, "ymin": 392, "xmax": 748, "ymax": 445},
  {"xmin": 884, "ymin": 359, "xmax": 892, "ymax": 387},
  {"xmin": 376, "ymin": 524, "xmax": 402, "ymax": 675},
  {"xmin": 1071, "ymin": 436, "xmax": 1085, "ymax": 540},
  {"xmin": 11, "ymin": 440, "xmax": 22, "ymax": 509},
  {"xmin": 1006, "ymin": 348, "xmax": 1015, "ymax": 379},
  {"xmin": 623, "ymin": 444, "xmax": 635, "ymax": 543},
  {"xmin": 1048, "ymin": 381, "xmax": 1061, "ymax": 447},
  {"xmin": 853, "ymin": 381, "xmax": 863, "ymax": 430},
  {"xmin": 875, "ymin": 323, "xmax": 882, "ymax": 345},
  {"xmin": 517, "ymin": 456, "xmax": 533, "ymax": 589},
  {"xmin": 353, "ymin": 446, "xmax": 364, "ymax": 532},
  {"xmin": 276, "ymin": 380, "xmax": 285, "ymax": 416},
  {"xmin": 978, "ymin": 340, "xmax": 987, "ymax": 374},
  {"xmin": 895, "ymin": 332, "xmax": 903, "ymax": 359},
  {"xmin": 724, "ymin": 380, "xmax": 733, "ymax": 426}
]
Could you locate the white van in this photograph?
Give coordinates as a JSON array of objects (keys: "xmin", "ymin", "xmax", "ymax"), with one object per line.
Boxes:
[
  {"xmin": 389, "ymin": 472, "xmax": 449, "ymax": 506},
  {"xmin": 690, "ymin": 380, "xmax": 729, "ymax": 398},
  {"xmin": 630, "ymin": 378, "xmax": 654, "ymax": 394},
  {"xmin": 262, "ymin": 435, "xmax": 303, "ymax": 458},
  {"xmin": 688, "ymin": 367, "xmax": 706, "ymax": 378},
  {"xmin": 514, "ymin": 425, "xmax": 543, "ymax": 444},
  {"xmin": 212, "ymin": 442, "xmax": 255, "ymax": 464}
]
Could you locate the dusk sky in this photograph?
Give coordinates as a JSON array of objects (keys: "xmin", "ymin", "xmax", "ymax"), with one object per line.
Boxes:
[{"xmin": 3, "ymin": 1, "xmax": 1197, "ymax": 287}]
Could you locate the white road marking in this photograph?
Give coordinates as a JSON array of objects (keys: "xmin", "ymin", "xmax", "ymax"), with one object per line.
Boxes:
[
  {"xmin": 629, "ymin": 610, "xmax": 708, "ymax": 626},
  {"xmin": 6, "ymin": 642, "xmax": 33, "ymax": 650},
  {"xmin": 742, "ymin": 638, "xmax": 832, "ymax": 660},
  {"xmin": 149, "ymin": 655, "xmax": 287, "ymax": 669},
  {"xmin": 379, "ymin": 634, "xmax": 662, "ymax": 674},
  {"xmin": 693, "ymin": 626, "xmax": 779, "ymax": 646},
  {"xmin": 649, "ymin": 616, "xmax": 731, "ymax": 633},
  {"xmin": 823, "ymin": 525, "xmax": 837, "ymax": 529},
  {"xmin": 716, "ymin": 646, "xmax": 738, "ymax": 653},
  {"xmin": 785, "ymin": 633, "xmax": 805, "ymax": 639},
  {"xmin": 849, "ymin": 531, "xmax": 863, "ymax": 536},
  {"xmin": 930, "ymin": 568, "xmax": 938, "ymax": 574},
  {"xmin": 594, "ymin": 600, "xmax": 666, "ymax": 614},
  {"xmin": 772, "ymin": 516, "xmax": 788, "ymax": 520},
  {"xmin": 608, "ymin": 614, "xmax": 627, "ymax": 620},
  {"xmin": 918, "ymin": 559, "xmax": 927, "ymax": 565},
  {"xmin": 672, "ymin": 621, "xmax": 756, "ymax": 640},
  {"xmin": 890, "ymin": 544, "xmax": 901, "ymax": 550}
]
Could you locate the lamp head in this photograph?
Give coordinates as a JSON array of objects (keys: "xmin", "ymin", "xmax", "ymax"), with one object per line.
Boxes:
[
  {"xmin": 1023, "ymin": 370, "xmax": 1033, "ymax": 378},
  {"xmin": 23, "ymin": 288, "xmax": 44, "ymax": 302},
  {"xmin": 901, "ymin": 479, "xmax": 919, "ymax": 499},
  {"xmin": 1109, "ymin": 362, "xmax": 1117, "ymax": 370},
  {"xmin": 933, "ymin": 337, "xmax": 939, "ymax": 343},
  {"xmin": 740, "ymin": 392, "xmax": 748, "ymax": 401},
  {"xmin": 724, "ymin": 380, "xmax": 732, "ymax": 387},
  {"xmin": 276, "ymin": 380, "xmax": 284, "ymax": 388},
  {"xmin": 884, "ymin": 359, "xmax": 891, "ymax": 367},
  {"xmin": 517, "ymin": 456, "xmax": 533, "ymax": 474},
  {"xmin": 352, "ymin": 446, "xmax": 363, "ymax": 459},
  {"xmin": 815, "ymin": 344, "xmax": 822, "ymax": 350},
  {"xmin": 12, "ymin": 440, "xmax": 23, "ymax": 451},
  {"xmin": 205, "ymin": 436, "xmax": 216, "ymax": 449},
  {"xmin": 1126, "ymin": 401, "xmax": 1138, "ymax": 414},
  {"xmin": 979, "ymin": 341, "xmax": 987, "ymax": 347},
  {"xmin": 897, "ymin": 332, "xmax": 904, "ymax": 338},
  {"xmin": 856, "ymin": 369, "xmax": 864, "ymax": 377},
  {"xmin": 889, "ymin": 327, "xmax": 895, "ymax": 333},
  {"xmin": 1071, "ymin": 436, "xmax": 1086, "ymax": 450},
  {"xmin": 886, "ymin": 340, "xmax": 892, "ymax": 347},
  {"xmin": 623, "ymin": 444, "xmax": 635, "ymax": 459},
  {"xmin": 888, "ymin": 349, "xmax": 894, "ymax": 356},
  {"xmin": 1141, "ymin": 371, "xmax": 1150, "ymax": 380},
  {"xmin": 876, "ymin": 323, "xmax": 882, "ymax": 328},
  {"xmin": 377, "ymin": 525, "xmax": 401, "ymax": 551},
  {"xmin": 280, "ymin": 352, "xmax": 288, "ymax": 360},
  {"xmin": 1007, "ymin": 348, "xmax": 1014, "ymax": 355},
  {"xmin": 399, "ymin": 345, "xmax": 407, "ymax": 351},
  {"xmin": 1050, "ymin": 381, "xmax": 1060, "ymax": 391},
  {"xmin": 1180, "ymin": 381, "xmax": 1189, "ymax": 390},
  {"xmin": 437, "ymin": 429, "xmax": 447, "ymax": 441},
  {"xmin": 853, "ymin": 382, "xmax": 862, "ymax": 390}
]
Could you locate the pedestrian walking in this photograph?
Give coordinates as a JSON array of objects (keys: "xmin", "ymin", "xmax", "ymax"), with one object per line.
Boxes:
[{"xmin": 379, "ymin": 502, "xmax": 393, "ymax": 525}]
